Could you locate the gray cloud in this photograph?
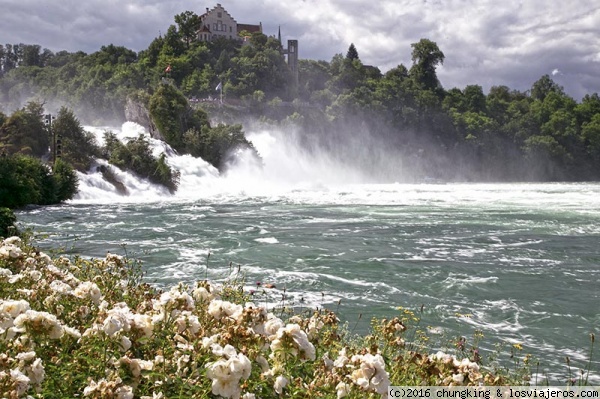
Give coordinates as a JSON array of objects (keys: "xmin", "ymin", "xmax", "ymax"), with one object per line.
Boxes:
[{"xmin": 1, "ymin": 0, "xmax": 599, "ymax": 99}]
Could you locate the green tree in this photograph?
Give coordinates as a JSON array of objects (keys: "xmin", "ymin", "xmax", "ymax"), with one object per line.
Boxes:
[
  {"xmin": 409, "ymin": 38, "xmax": 445, "ymax": 91},
  {"xmin": 103, "ymin": 132, "xmax": 180, "ymax": 193},
  {"xmin": 530, "ymin": 74, "xmax": 564, "ymax": 101},
  {"xmin": 148, "ymin": 83, "xmax": 189, "ymax": 150},
  {"xmin": 346, "ymin": 43, "xmax": 359, "ymax": 61},
  {"xmin": 51, "ymin": 106, "xmax": 99, "ymax": 171},
  {"xmin": 582, "ymin": 113, "xmax": 600, "ymax": 162},
  {"xmin": 53, "ymin": 158, "xmax": 79, "ymax": 201},
  {"xmin": 0, "ymin": 154, "xmax": 77, "ymax": 208},
  {"xmin": 0, "ymin": 101, "xmax": 49, "ymax": 157},
  {"xmin": 198, "ymin": 124, "xmax": 255, "ymax": 170},
  {"xmin": 174, "ymin": 11, "xmax": 201, "ymax": 48},
  {"xmin": 575, "ymin": 93, "xmax": 600, "ymax": 126}
]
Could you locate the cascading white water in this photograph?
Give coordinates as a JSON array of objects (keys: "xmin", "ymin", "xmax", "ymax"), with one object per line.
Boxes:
[{"xmin": 75, "ymin": 122, "xmax": 374, "ymax": 203}]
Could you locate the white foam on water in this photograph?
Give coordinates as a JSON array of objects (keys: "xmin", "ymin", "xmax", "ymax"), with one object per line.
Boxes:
[
  {"xmin": 74, "ymin": 123, "xmax": 600, "ymax": 210},
  {"xmin": 254, "ymin": 237, "xmax": 279, "ymax": 244}
]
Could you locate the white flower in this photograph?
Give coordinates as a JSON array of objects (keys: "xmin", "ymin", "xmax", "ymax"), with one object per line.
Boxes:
[
  {"xmin": 242, "ymin": 393, "xmax": 256, "ymax": 399},
  {"xmin": 334, "ymin": 347, "xmax": 349, "ymax": 368},
  {"xmin": 16, "ymin": 351, "xmax": 36, "ymax": 362},
  {"xmin": 28, "ymin": 358, "xmax": 45, "ymax": 386},
  {"xmin": 131, "ymin": 314, "xmax": 153, "ymax": 338},
  {"xmin": 10, "ymin": 369, "xmax": 30, "ymax": 396},
  {"xmin": 207, "ymin": 299, "xmax": 243, "ymax": 322},
  {"xmin": 270, "ymin": 323, "xmax": 316, "ymax": 361},
  {"xmin": 62, "ymin": 325, "xmax": 81, "ymax": 339},
  {"xmin": 323, "ymin": 352, "xmax": 334, "ymax": 370},
  {"xmin": 13, "ymin": 310, "xmax": 64, "ymax": 339},
  {"xmin": 0, "ymin": 267, "xmax": 12, "ymax": 278},
  {"xmin": 274, "ymin": 375, "xmax": 288, "ymax": 395},
  {"xmin": 0, "ymin": 299, "xmax": 30, "ymax": 318},
  {"xmin": 176, "ymin": 354, "xmax": 190, "ymax": 373},
  {"xmin": 0, "ymin": 242, "xmax": 22, "ymax": 258},
  {"xmin": 83, "ymin": 379, "xmax": 100, "ymax": 396},
  {"xmin": 27, "ymin": 269, "xmax": 42, "ymax": 281},
  {"xmin": 336, "ymin": 381, "xmax": 350, "ymax": 399},
  {"xmin": 264, "ymin": 314, "xmax": 284, "ymax": 338},
  {"xmin": 429, "ymin": 350, "xmax": 454, "ymax": 364},
  {"xmin": 3, "ymin": 236, "xmax": 21, "ymax": 246},
  {"xmin": 102, "ymin": 306, "xmax": 133, "ymax": 337},
  {"xmin": 452, "ymin": 373, "xmax": 465, "ymax": 384},
  {"xmin": 115, "ymin": 384, "xmax": 134, "ymax": 399},
  {"xmin": 73, "ymin": 281, "xmax": 103, "ymax": 305},
  {"xmin": 8, "ymin": 273, "xmax": 24, "ymax": 284},
  {"xmin": 50, "ymin": 279, "xmax": 73, "ymax": 294},
  {"xmin": 175, "ymin": 312, "xmax": 201, "ymax": 335},
  {"xmin": 103, "ymin": 315, "xmax": 126, "ymax": 337},
  {"xmin": 307, "ymin": 314, "xmax": 324, "ymax": 339},
  {"xmin": 256, "ymin": 355, "xmax": 270, "ymax": 373},
  {"xmin": 120, "ymin": 336, "xmax": 132, "ymax": 351},
  {"xmin": 349, "ymin": 353, "xmax": 390, "ymax": 395},
  {"xmin": 192, "ymin": 285, "xmax": 216, "ymax": 302},
  {"xmin": 154, "ymin": 286, "xmax": 195, "ymax": 312},
  {"xmin": 206, "ymin": 346, "xmax": 252, "ymax": 399},
  {"xmin": 122, "ymin": 357, "xmax": 153, "ymax": 377},
  {"xmin": 202, "ymin": 334, "xmax": 220, "ymax": 349},
  {"xmin": 38, "ymin": 252, "xmax": 52, "ymax": 265}
]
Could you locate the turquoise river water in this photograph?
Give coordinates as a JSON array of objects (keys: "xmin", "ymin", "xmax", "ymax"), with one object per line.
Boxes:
[{"xmin": 15, "ymin": 124, "xmax": 600, "ymax": 382}]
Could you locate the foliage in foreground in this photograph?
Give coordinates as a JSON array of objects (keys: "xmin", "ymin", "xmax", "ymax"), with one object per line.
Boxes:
[
  {"xmin": 0, "ymin": 237, "xmax": 538, "ymax": 398},
  {"xmin": 0, "ymin": 208, "xmax": 17, "ymax": 238}
]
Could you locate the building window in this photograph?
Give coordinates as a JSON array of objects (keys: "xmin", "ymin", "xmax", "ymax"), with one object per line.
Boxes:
[
  {"xmin": 217, "ymin": 11, "xmax": 222, "ymax": 18},
  {"xmin": 230, "ymin": 26, "xmax": 232, "ymax": 32}
]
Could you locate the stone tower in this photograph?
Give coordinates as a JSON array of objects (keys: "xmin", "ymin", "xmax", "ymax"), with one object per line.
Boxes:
[{"xmin": 287, "ymin": 39, "xmax": 299, "ymax": 86}]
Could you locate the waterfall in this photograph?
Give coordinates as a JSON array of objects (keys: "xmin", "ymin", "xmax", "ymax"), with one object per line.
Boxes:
[{"xmin": 75, "ymin": 122, "xmax": 374, "ymax": 203}]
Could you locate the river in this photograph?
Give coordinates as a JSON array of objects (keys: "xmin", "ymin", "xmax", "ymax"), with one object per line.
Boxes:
[{"xmin": 16, "ymin": 122, "xmax": 600, "ymax": 382}]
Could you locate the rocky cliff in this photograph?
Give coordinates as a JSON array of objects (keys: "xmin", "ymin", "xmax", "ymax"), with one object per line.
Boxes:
[{"xmin": 124, "ymin": 97, "xmax": 164, "ymax": 141}]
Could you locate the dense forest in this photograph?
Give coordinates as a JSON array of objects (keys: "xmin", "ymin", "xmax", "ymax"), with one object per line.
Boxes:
[{"xmin": 1, "ymin": 10, "xmax": 600, "ymax": 193}]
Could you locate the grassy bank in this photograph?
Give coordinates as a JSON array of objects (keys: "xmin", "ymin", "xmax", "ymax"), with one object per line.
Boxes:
[{"xmin": 0, "ymin": 236, "xmax": 584, "ymax": 398}]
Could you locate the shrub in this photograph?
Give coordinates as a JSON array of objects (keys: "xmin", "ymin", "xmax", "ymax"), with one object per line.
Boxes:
[
  {"xmin": 103, "ymin": 132, "xmax": 180, "ymax": 193},
  {"xmin": 0, "ymin": 155, "xmax": 79, "ymax": 208},
  {"xmin": 52, "ymin": 158, "xmax": 79, "ymax": 202},
  {"xmin": 0, "ymin": 208, "xmax": 17, "ymax": 237},
  {"xmin": 0, "ymin": 237, "xmax": 540, "ymax": 399}
]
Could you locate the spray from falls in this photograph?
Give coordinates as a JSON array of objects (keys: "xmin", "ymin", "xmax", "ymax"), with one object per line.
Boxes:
[{"xmin": 75, "ymin": 122, "xmax": 393, "ymax": 203}]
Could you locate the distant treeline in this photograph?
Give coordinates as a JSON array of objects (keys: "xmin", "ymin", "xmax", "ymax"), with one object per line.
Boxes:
[{"xmin": 1, "ymin": 10, "xmax": 600, "ymax": 181}]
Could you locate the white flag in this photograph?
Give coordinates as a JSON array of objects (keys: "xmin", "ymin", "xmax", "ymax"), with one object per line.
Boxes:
[{"xmin": 215, "ymin": 82, "xmax": 222, "ymax": 91}]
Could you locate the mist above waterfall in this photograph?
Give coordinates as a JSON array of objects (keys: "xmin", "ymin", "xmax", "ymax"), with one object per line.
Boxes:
[{"xmin": 74, "ymin": 121, "xmax": 421, "ymax": 203}]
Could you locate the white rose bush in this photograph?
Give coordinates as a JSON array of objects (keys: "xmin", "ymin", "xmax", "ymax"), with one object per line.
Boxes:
[{"xmin": 0, "ymin": 236, "xmax": 530, "ymax": 398}]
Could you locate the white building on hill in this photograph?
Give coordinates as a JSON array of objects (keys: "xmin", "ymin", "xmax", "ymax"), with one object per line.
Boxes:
[{"xmin": 197, "ymin": 3, "xmax": 262, "ymax": 42}]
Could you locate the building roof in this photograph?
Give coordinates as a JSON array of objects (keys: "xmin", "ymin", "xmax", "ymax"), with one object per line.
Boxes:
[{"xmin": 237, "ymin": 23, "xmax": 262, "ymax": 34}]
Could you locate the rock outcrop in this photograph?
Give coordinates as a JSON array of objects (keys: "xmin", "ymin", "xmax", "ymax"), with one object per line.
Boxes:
[{"xmin": 124, "ymin": 97, "xmax": 164, "ymax": 141}]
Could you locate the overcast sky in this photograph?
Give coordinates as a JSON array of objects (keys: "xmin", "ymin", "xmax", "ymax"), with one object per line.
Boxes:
[{"xmin": 1, "ymin": 0, "xmax": 599, "ymax": 100}]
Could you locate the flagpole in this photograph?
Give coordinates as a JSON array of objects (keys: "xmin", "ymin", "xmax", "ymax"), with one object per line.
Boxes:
[{"xmin": 216, "ymin": 81, "xmax": 223, "ymax": 105}]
